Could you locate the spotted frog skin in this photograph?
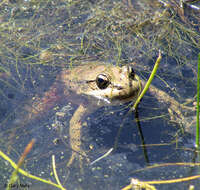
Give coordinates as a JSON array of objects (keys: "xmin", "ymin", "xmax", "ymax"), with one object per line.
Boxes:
[{"xmin": 26, "ymin": 62, "xmax": 189, "ymax": 167}]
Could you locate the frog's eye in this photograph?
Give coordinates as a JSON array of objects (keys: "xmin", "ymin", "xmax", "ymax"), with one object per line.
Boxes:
[
  {"xmin": 128, "ymin": 66, "xmax": 135, "ymax": 80},
  {"xmin": 96, "ymin": 74, "xmax": 110, "ymax": 89}
]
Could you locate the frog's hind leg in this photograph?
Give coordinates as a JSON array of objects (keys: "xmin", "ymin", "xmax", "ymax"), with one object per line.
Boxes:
[
  {"xmin": 67, "ymin": 104, "xmax": 90, "ymax": 169},
  {"xmin": 148, "ymin": 85, "xmax": 194, "ymax": 123}
]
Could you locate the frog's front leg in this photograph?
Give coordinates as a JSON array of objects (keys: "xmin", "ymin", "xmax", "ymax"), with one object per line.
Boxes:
[{"xmin": 67, "ymin": 104, "xmax": 90, "ymax": 168}]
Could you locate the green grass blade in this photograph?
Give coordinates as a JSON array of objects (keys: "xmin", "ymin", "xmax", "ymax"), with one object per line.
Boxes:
[
  {"xmin": 196, "ymin": 53, "xmax": 200, "ymax": 148},
  {"xmin": 133, "ymin": 51, "xmax": 162, "ymax": 109}
]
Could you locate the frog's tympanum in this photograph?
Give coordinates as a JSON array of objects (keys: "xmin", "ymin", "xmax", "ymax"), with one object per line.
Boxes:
[{"xmin": 25, "ymin": 62, "xmax": 188, "ymax": 168}]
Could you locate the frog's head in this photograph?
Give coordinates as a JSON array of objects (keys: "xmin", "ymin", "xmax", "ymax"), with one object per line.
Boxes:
[{"xmin": 84, "ymin": 64, "xmax": 141, "ymax": 104}]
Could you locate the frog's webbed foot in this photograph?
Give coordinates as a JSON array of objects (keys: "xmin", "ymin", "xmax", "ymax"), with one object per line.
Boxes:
[
  {"xmin": 167, "ymin": 103, "xmax": 186, "ymax": 124},
  {"xmin": 67, "ymin": 104, "xmax": 91, "ymax": 169},
  {"xmin": 67, "ymin": 148, "xmax": 90, "ymax": 168}
]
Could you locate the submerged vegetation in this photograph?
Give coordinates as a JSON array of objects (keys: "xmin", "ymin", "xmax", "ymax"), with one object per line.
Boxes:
[{"xmin": 0, "ymin": 0, "xmax": 200, "ymax": 189}]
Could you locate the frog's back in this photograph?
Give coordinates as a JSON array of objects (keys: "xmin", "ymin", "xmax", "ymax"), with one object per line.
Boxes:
[{"xmin": 60, "ymin": 62, "xmax": 106, "ymax": 82}]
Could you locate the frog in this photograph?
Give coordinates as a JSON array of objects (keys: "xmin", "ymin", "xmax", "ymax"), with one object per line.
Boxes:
[{"xmin": 23, "ymin": 61, "xmax": 191, "ymax": 168}]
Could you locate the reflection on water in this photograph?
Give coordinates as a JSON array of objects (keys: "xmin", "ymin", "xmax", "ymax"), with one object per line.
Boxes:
[{"xmin": 0, "ymin": 0, "xmax": 200, "ymax": 189}]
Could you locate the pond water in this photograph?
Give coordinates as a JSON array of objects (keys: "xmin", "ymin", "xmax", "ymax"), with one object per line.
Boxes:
[{"xmin": 0, "ymin": 0, "xmax": 200, "ymax": 190}]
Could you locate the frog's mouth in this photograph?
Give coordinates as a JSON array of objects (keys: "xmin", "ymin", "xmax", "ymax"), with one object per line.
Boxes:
[{"xmin": 86, "ymin": 82, "xmax": 141, "ymax": 105}]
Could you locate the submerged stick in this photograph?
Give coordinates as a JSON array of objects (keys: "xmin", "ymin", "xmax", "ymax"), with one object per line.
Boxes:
[{"xmin": 90, "ymin": 148, "xmax": 113, "ymax": 165}]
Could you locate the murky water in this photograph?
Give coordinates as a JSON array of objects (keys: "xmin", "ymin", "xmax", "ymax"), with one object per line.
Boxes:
[{"xmin": 0, "ymin": 0, "xmax": 200, "ymax": 189}]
